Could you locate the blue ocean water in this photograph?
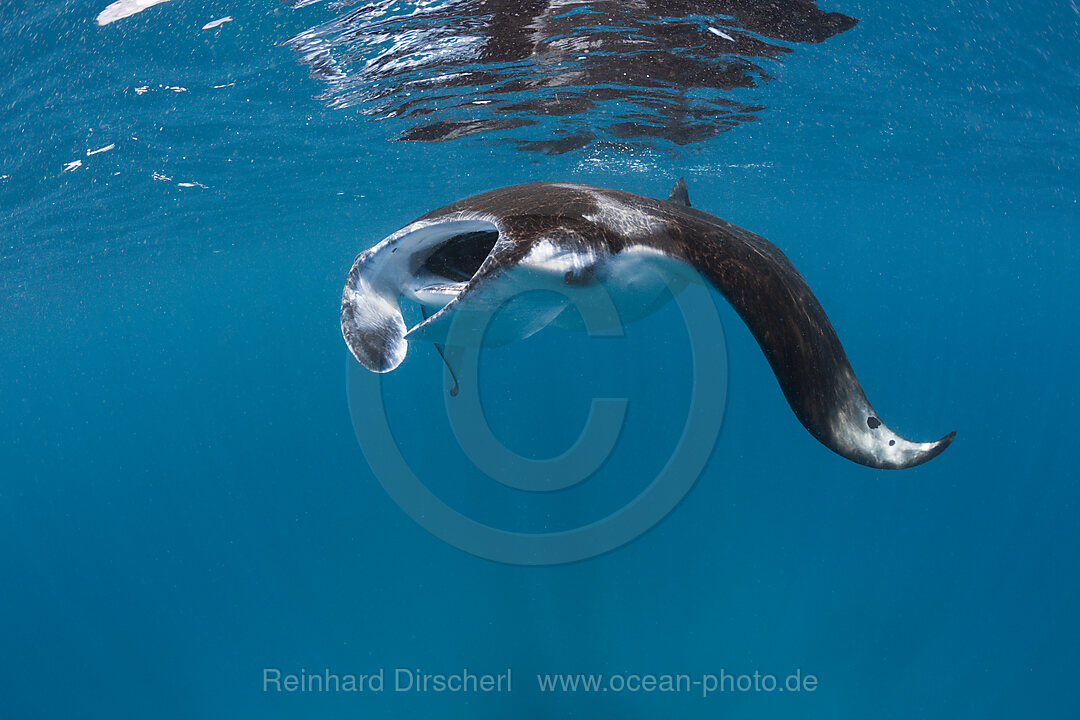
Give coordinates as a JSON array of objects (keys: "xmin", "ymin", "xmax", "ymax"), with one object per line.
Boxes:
[{"xmin": 2, "ymin": 0, "xmax": 1078, "ymax": 718}]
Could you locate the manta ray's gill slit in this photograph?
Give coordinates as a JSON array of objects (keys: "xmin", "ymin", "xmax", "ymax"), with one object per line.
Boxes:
[{"xmin": 419, "ymin": 228, "xmax": 500, "ymax": 283}]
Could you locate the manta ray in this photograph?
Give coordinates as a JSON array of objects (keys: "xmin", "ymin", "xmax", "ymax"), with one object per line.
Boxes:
[{"xmin": 341, "ymin": 180, "xmax": 954, "ymax": 469}]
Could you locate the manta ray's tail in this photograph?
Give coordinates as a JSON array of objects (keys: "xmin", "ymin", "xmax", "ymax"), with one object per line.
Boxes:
[{"xmin": 678, "ymin": 208, "xmax": 954, "ymax": 469}]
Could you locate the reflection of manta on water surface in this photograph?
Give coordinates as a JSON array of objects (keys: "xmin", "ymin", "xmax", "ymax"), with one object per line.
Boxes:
[
  {"xmin": 341, "ymin": 180, "xmax": 955, "ymax": 469},
  {"xmin": 287, "ymin": 0, "xmax": 857, "ymax": 152}
]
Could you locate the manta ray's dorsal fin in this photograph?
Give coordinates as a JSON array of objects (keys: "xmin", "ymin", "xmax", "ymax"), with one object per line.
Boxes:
[{"xmin": 667, "ymin": 178, "xmax": 691, "ymax": 208}]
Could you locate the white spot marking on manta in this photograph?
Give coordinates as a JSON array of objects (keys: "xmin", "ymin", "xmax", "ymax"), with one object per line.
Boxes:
[
  {"xmin": 525, "ymin": 238, "xmax": 600, "ymax": 277},
  {"xmin": 96, "ymin": 0, "xmax": 171, "ymax": 26},
  {"xmin": 202, "ymin": 16, "xmax": 232, "ymax": 30},
  {"xmin": 615, "ymin": 244, "xmax": 668, "ymax": 261},
  {"xmin": 584, "ymin": 193, "xmax": 665, "ymax": 242},
  {"xmin": 708, "ymin": 27, "xmax": 735, "ymax": 41},
  {"xmin": 87, "ymin": 143, "xmax": 115, "ymax": 156},
  {"xmin": 62, "ymin": 160, "xmax": 82, "ymax": 173}
]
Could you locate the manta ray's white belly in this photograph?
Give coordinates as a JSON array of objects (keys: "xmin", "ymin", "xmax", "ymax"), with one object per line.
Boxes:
[
  {"xmin": 406, "ymin": 243, "xmax": 699, "ymax": 346},
  {"xmin": 546, "ymin": 244, "xmax": 696, "ymax": 334}
]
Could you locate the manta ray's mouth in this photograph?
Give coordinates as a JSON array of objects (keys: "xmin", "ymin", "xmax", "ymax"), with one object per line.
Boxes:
[
  {"xmin": 342, "ymin": 218, "xmax": 500, "ymax": 374},
  {"xmin": 405, "ymin": 221, "xmax": 500, "ymax": 308},
  {"xmin": 417, "ymin": 228, "xmax": 500, "ymax": 283}
]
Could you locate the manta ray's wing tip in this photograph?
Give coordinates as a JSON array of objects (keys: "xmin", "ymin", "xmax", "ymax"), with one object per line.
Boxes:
[
  {"xmin": 880, "ymin": 429, "xmax": 956, "ymax": 470},
  {"xmin": 928, "ymin": 429, "xmax": 957, "ymax": 458},
  {"xmin": 919, "ymin": 430, "xmax": 956, "ymax": 464}
]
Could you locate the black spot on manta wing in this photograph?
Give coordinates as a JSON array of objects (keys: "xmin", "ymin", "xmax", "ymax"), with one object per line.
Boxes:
[{"xmin": 867, "ymin": 416, "xmax": 882, "ymax": 429}]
